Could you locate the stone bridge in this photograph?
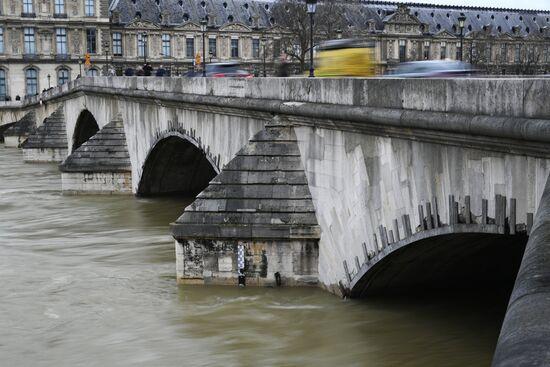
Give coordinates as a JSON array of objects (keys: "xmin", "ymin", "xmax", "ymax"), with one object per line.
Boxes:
[{"xmin": 1, "ymin": 76, "xmax": 550, "ymax": 366}]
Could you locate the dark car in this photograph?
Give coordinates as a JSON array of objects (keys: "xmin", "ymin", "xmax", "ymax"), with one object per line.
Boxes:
[
  {"xmin": 385, "ymin": 60, "xmax": 474, "ymax": 78},
  {"xmin": 186, "ymin": 62, "xmax": 253, "ymax": 78}
]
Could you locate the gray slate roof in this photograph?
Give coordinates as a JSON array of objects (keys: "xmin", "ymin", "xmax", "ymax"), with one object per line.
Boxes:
[
  {"xmin": 350, "ymin": 1, "xmax": 550, "ymax": 37},
  {"xmin": 171, "ymin": 123, "xmax": 320, "ymax": 241},
  {"xmin": 21, "ymin": 107, "xmax": 67, "ymax": 149},
  {"xmin": 111, "ymin": 0, "xmax": 273, "ymax": 28},
  {"xmin": 59, "ymin": 117, "xmax": 131, "ymax": 173},
  {"xmin": 111, "ymin": 0, "xmax": 550, "ymax": 38}
]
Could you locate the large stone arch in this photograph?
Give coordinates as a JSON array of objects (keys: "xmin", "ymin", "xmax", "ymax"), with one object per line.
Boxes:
[
  {"xmin": 72, "ymin": 109, "xmax": 99, "ymax": 152},
  {"xmin": 349, "ymin": 224, "xmax": 528, "ymax": 298},
  {"xmin": 137, "ymin": 131, "xmax": 220, "ymax": 197}
]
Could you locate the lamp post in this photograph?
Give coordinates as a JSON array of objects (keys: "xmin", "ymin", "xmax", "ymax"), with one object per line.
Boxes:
[
  {"xmin": 262, "ymin": 34, "xmax": 267, "ymax": 77},
  {"xmin": 306, "ymin": 0, "xmax": 317, "ymax": 77},
  {"xmin": 200, "ymin": 18, "xmax": 207, "ymax": 77},
  {"xmin": 336, "ymin": 29, "xmax": 343, "ymax": 39},
  {"xmin": 47, "ymin": 74, "xmax": 50, "ymax": 89},
  {"xmin": 78, "ymin": 58, "xmax": 82, "ymax": 77},
  {"xmin": 458, "ymin": 13, "xmax": 466, "ymax": 61},
  {"xmin": 142, "ymin": 33, "xmax": 148, "ymax": 64}
]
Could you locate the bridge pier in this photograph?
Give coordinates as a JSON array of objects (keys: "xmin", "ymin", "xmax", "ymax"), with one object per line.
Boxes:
[
  {"xmin": 493, "ymin": 173, "xmax": 550, "ymax": 367},
  {"xmin": 59, "ymin": 115, "xmax": 132, "ymax": 194},
  {"xmin": 3, "ymin": 111, "xmax": 36, "ymax": 147},
  {"xmin": 171, "ymin": 122, "xmax": 320, "ymax": 287},
  {"xmin": 21, "ymin": 107, "xmax": 68, "ymax": 162}
]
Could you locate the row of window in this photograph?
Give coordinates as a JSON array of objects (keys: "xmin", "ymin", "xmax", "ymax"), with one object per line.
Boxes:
[
  {"xmin": 0, "ymin": 67, "xmax": 97, "ymax": 99},
  {"xmin": 23, "ymin": 0, "xmax": 95, "ymax": 16},
  {"xmin": 391, "ymin": 39, "xmax": 550, "ymax": 63},
  {"xmin": 114, "ymin": 32, "xmax": 262, "ymax": 59},
  {"xmin": 14, "ymin": 27, "xmax": 97, "ymax": 55}
]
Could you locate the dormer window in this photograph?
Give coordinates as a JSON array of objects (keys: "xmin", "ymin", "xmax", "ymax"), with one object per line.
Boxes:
[
  {"xmin": 135, "ymin": 11, "xmax": 141, "ymax": 18},
  {"xmin": 244, "ymin": 3, "xmax": 248, "ymax": 9},
  {"xmin": 223, "ymin": 2, "xmax": 227, "ymax": 8},
  {"xmin": 183, "ymin": 13, "xmax": 189, "ymax": 21},
  {"xmin": 227, "ymin": 15, "xmax": 233, "ymax": 22}
]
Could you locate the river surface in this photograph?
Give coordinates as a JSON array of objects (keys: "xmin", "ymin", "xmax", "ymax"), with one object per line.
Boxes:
[{"xmin": 0, "ymin": 145, "xmax": 508, "ymax": 367}]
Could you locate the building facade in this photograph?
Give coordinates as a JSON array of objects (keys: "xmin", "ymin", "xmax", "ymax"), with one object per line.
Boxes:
[
  {"xmin": 358, "ymin": 3, "xmax": 550, "ymax": 74},
  {"xmin": 0, "ymin": 0, "xmax": 110, "ymax": 99},
  {"xmin": 108, "ymin": 0, "xmax": 278, "ymax": 75}
]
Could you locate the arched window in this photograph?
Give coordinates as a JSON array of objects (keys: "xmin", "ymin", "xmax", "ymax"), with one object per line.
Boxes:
[
  {"xmin": 86, "ymin": 68, "xmax": 98, "ymax": 77},
  {"xmin": 25, "ymin": 68, "xmax": 38, "ymax": 96},
  {"xmin": 57, "ymin": 68, "xmax": 69, "ymax": 85},
  {"xmin": 0, "ymin": 69, "xmax": 6, "ymax": 100}
]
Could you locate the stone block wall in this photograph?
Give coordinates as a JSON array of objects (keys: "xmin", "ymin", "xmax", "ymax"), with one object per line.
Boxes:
[
  {"xmin": 23, "ymin": 147, "xmax": 68, "ymax": 162},
  {"xmin": 294, "ymin": 126, "xmax": 550, "ymax": 291},
  {"xmin": 175, "ymin": 239, "xmax": 319, "ymax": 287},
  {"xmin": 61, "ymin": 172, "xmax": 132, "ymax": 194}
]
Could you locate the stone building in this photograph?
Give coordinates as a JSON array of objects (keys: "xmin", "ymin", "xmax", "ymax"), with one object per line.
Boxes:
[
  {"xmin": 0, "ymin": 0, "xmax": 111, "ymax": 99},
  {"xmin": 355, "ymin": 2, "xmax": 550, "ymax": 74},
  {"xmin": 108, "ymin": 0, "xmax": 276, "ymax": 75}
]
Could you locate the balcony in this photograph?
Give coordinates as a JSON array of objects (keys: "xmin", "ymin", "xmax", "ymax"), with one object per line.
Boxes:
[
  {"xmin": 55, "ymin": 54, "xmax": 69, "ymax": 61},
  {"xmin": 21, "ymin": 12, "xmax": 36, "ymax": 18},
  {"xmin": 22, "ymin": 53, "xmax": 38, "ymax": 61},
  {"xmin": 53, "ymin": 13, "xmax": 67, "ymax": 18}
]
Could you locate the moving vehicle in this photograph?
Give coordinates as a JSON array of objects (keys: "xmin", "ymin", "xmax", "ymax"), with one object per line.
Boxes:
[
  {"xmin": 315, "ymin": 39, "xmax": 377, "ymax": 77},
  {"xmin": 185, "ymin": 62, "xmax": 253, "ymax": 78},
  {"xmin": 385, "ymin": 60, "xmax": 473, "ymax": 78}
]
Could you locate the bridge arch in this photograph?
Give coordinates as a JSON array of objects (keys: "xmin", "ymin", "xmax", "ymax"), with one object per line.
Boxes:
[
  {"xmin": 72, "ymin": 109, "xmax": 99, "ymax": 152},
  {"xmin": 137, "ymin": 131, "xmax": 220, "ymax": 197},
  {"xmin": 349, "ymin": 224, "xmax": 528, "ymax": 298}
]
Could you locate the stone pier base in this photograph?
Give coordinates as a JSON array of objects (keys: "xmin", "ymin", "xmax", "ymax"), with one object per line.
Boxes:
[
  {"xmin": 61, "ymin": 171, "xmax": 132, "ymax": 194},
  {"xmin": 4, "ymin": 135, "xmax": 26, "ymax": 147},
  {"xmin": 23, "ymin": 147, "xmax": 68, "ymax": 162},
  {"xmin": 175, "ymin": 239, "xmax": 319, "ymax": 287}
]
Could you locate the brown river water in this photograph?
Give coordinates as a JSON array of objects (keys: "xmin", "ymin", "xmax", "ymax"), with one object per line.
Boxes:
[{"xmin": 0, "ymin": 145, "xmax": 508, "ymax": 366}]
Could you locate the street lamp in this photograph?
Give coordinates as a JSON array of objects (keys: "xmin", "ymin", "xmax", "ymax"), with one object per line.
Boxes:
[
  {"xmin": 47, "ymin": 74, "xmax": 51, "ymax": 89},
  {"xmin": 200, "ymin": 18, "xmax": 207, "ymax": 77},
  {"xmin": 306, "ymin": 0, "xmax": 317, "ymax": 77},
  {"xmin": 262, "ymin": 34, "xmax": 267, "ymax": 77},
  {"xmin": 142, "ymin": 33, "xmax": 148, "ymax": 64},
  {"xmin": 336, "ymin": 29, "xmax": 343, "ymax": 39},
  {"xmin": 458, "ymin": 13, "xmax": 466, "ymax": 61}
]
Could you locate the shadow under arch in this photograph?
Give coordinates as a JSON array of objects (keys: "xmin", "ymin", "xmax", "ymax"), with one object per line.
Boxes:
[
  {"xmin": 137, "ymin": 131, "xmax": 219, "ymax": 197},
  {"xmin": 349, "ymin": 224, "xmax": 528, "ymax": 298},
  {"xmin": 72, "ymin": 109, "xmax": 99, "ymax": 152}
]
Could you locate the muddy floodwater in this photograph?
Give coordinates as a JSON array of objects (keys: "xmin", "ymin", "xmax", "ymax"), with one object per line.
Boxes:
[{"xmin": 0, "ymin": 145, "xmax": 508, "ymax": 366}]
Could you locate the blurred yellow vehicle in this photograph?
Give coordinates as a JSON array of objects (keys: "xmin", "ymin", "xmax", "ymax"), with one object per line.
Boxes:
[{"xmin": 315, "ymin": 39, "xmax": 376, "ymax": 77}]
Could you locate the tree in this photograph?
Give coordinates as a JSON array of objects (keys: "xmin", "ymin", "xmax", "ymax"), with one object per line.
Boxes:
[{"xmin": 271, "ymin": 0, "xmax": 349, "ymax": 71}]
